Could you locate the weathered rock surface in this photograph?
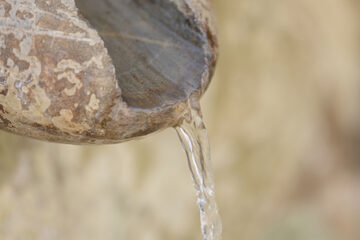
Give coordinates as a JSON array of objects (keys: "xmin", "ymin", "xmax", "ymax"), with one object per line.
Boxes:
[{"xmin": 0, "ymin": 0, "xmax": 218, "ymax": 144}]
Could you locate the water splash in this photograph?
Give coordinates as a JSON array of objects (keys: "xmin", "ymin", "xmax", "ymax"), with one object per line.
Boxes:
[{"xmin": 175, "ymin": 99, "xmax": 222, "ymax": 240}]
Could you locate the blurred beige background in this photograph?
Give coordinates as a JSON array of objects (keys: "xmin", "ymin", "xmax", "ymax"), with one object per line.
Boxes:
[{"xmin": 0, "ymin": 0, "xmax": 360, "ymax": 239}]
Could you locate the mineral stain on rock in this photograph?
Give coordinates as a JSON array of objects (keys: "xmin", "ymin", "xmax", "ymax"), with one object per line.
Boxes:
[{"xmin": 0, "ymin": 0, "xmax": 218, "ymax": 144}]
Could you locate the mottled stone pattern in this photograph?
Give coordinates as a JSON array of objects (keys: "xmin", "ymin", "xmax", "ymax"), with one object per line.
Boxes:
[
  {"xmin": 0, "ymin": 0, "xmax": 120, "ymax": 143},
  {"xmin": 0, "ymin": 0, "xmax": 217, "ymax": 144},
  {"xmin": 0, "ymin": 0, "xmax": 360, "ymax": 240}
]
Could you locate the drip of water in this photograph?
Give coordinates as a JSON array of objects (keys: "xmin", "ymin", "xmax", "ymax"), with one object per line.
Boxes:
[{"xmin": 175, "ymin": 99, "xmax": 222, "ymax": 240}]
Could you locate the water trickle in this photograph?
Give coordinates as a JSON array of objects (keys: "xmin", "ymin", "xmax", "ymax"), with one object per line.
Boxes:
[{"xmin": 175, "ymin": 99, "xmax": 222, "ymax": 240}]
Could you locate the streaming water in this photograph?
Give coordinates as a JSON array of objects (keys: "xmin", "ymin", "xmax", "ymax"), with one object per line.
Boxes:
[{"xmin": 175, "ymin": 99, "xmax": 222, "ymax": 240}]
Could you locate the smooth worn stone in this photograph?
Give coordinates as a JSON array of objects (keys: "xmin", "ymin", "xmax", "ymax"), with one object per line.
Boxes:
[{"xmin": 0, "ymin": 0, "xmax": 218, "ymax": 144}]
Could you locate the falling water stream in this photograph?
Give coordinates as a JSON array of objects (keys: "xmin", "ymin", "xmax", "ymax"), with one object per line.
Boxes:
[{"xmin": 175, "ymin": 99, "xmax": 222, "ymax": 240}]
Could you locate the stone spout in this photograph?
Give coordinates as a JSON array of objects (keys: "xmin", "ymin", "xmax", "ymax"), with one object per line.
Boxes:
[{"xmin": 0, "ymin": 0, "xmax": 218, "ymax": 144}]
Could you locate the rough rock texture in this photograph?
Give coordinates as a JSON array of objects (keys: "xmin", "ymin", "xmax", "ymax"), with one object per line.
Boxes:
[
  {"xmin": 0, "ymin": 0, "xmax": 360, "ymax": 240},
  {"xmin": 0, "ymin": 0, "xmax": 218, "ymax": 144}
]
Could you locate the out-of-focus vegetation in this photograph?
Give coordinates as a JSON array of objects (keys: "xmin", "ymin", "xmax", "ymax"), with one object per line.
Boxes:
[{"xmin": 0, "ymin": 0, "xmax": 359, "ymax": 239}]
